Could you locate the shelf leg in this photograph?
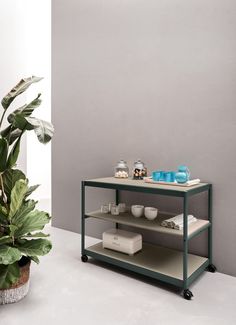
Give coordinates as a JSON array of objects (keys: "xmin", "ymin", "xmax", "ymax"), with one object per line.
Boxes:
[
  {"xmin": 81, "ymin": 181, "xmax": 85, "ymax": 255},
  {"xmin": 208, "ymin": 185, "xmax": 213, "ymax": 265},
  {"xmin": 116, "ymin": 189, "xmax": 119, "ymax": 229},
  {"xmin": 183, "ymin": 194, "xmax": 189, "ymax": 290}
]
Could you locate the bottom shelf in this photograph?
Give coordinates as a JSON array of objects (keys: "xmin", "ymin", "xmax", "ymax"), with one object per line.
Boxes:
[{"xmin": 85, "ymin": 242, "xmax": 208, "ymax": 287}]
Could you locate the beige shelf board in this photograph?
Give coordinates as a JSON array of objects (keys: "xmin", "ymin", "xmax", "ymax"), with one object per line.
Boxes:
[
  {"xmin": 86, "ymin": 242, "xmax": 207, "ymax": 280},
  {"xmin": 86, "ymin": 211, "xmax": 210, "ymax": 238},
  {"xmin": 86, "ymin": 177, "xmax": 209, "ymax": 192}
]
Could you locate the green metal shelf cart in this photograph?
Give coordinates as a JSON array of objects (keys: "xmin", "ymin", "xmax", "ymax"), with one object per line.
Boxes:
[{"xmin": 81, "ymin": 177, "xmax": 216, "ymax": 300}]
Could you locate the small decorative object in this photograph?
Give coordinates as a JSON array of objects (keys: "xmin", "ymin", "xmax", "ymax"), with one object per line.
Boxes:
[
  {"xmin": 133, "ymin": 159, "xmax": 147, "ymax": 180},
  {"xmin": 114, "ymin": 160, "xmax": 129, "ymax": 178},
  {"xmin": 118, "ymin": 203, "xmax": 126, "ymax": 213},
  {"xmin": 144, "ymin": 207, "xmax": 158, "ymax": 221},
  {"xmin": 152, "ymin": 170, "xmax": 164, "ymax": 181},
  {"xmin": 101, "ymin": 204, "xmax": 109, "ymax": 213},
  {"xmin": 131, "ymin": 205, "xmax": 144, "ymax": 218},
  {"xmin": 175, "ymin": 165, "xmax": 190, "ymax": 184},
  {"xmin": 0, "ymin": 77, "xmax": 53, "ymax": 304},
  {"xmin": 108, "ymin": 202, "xmax": 116, "ymax": 212},
  {"xmin": 111, "ymin": 205, "xmax": 119, "ymax": 215},
  {"xmin": 165, "ymin": 171, "xmax": 176, "ymax": 182},
  {"xmin": 125, "ymin": 206, "xmax": 131, "ymax": 213},
  {"xmin": 152, "ymin": 170, "xmax": 176, "ymax": 182}
]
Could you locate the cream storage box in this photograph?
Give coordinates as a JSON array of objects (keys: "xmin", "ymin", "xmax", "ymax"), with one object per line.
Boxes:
[{"xmin": 102, "ymin": 228, "xmax": 142, "ymax": 255}]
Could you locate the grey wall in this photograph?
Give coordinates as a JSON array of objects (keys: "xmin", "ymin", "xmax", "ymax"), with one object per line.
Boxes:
[{"xmin": 52, "ymin": 0, "xmax": 236, "ymax": 276}]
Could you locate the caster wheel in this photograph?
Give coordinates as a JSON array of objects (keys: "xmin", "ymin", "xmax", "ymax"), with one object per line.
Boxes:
[
  {"xmin": 207, "ymin": 264, "xmax": 217, "ymax": 273},
  {"xmin": 81, "ymin": 255, "xmax": 88, "ymax": 263},
  {"xmin": 183, "ymin": 289, "xmax": 193, "ymax": 300}
]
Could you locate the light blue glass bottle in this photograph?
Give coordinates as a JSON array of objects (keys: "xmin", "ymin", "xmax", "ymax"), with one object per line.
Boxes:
[{"xmin": 175, "ymin": 165, "xmax": 190, "ymax": 184}]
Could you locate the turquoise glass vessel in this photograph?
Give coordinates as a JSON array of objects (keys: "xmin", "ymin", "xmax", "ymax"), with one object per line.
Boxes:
[
  {"xmin": 165, "ymin": 171, "xmax": 176, "ymax": 182},
  {"xmin": 152, "ymin": 171, "xmax": 165, "ymax": 181},
  {"xmin": 152, "ymin": 170, "xmax": 176, "ymax": 182},
  {"xmin": 175, "ymin": 165, "xmax": 190, "ymax": 184}
]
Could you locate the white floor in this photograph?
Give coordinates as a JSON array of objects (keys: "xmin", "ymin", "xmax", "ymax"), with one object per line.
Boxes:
[{"xmin": 1, "ymin": 226, "xmax": 236, "ymax": 325}]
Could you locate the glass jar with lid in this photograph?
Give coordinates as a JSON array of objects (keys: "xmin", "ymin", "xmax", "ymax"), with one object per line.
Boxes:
[
  {"xmin": 114, "ymin": 160, "xmax": 129, "ymax": 178},
  {"xmin": 132, "ymin": 159, "xmax": 147, "ymax": 180}
]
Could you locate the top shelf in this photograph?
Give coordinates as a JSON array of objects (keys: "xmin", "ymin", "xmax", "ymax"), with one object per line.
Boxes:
[{"xmin": 84, "ymin": 177, "xmax": 211, "ymax": 197}]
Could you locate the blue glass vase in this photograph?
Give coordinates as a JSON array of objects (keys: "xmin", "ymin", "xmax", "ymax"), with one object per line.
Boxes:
[{"xmin": 175, "ymin": 165, "xmax": 190, "ymax": 184}]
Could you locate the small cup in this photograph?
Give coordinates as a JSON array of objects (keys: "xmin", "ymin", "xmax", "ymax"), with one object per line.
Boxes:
[
  {"xmin": 125, "ymin": 206, "xmax": 131, "ymax": 213},
  {"xmin": 131, "ymin": 205, "xmax": 144, "ymax": 218},
  {"xmin": 108, "ymin": 202, "xmax": 115, "ymax": 212},
  {"xmin": 152, "ymin": 171, "xmax": 162, "ymax": 181},
  {"xmin": 111, "ymin": 205, "xmax": 119, "ymax": 215},
  {"xmin": 152, "ymin": 170, "xmax": 166, "ymax": 181},
  {"xmin": 144, "ymin": 207, "xmax": 158, "ymax": 221},
  {"xmin": 101, "ymin": 204, "xmax": 109, "ymax": 214},
  {"xmin": 118, "ymin": 203, "xmax": 126, "ymax": 213},
  {"xmin": 165, "ymin": 171, "xmax": 176, "ymax": 182}
]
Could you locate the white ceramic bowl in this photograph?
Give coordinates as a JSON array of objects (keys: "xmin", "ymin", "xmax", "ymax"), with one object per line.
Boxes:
[
  {"xmin": 131, "ymin": 205, "xmax": 144, "ymax": 218},
  {"xmin": 144, "ymin": 207, "xmax": 158, "ymax": 221}
]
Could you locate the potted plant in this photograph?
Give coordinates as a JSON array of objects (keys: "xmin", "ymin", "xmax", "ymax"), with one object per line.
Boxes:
[{"xmin": 0, "ymin": 76, "xmax": 54, "ymax": 304}]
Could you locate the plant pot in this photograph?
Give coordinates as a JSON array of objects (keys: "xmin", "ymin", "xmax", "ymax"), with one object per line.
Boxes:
[{"xmin": 0, "ymin": 258, "xmax": 31, "ymax": 305}]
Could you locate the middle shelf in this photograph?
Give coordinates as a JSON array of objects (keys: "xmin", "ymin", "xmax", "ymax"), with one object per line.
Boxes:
[{"xmin": 85, "ymin": 210, "xmax": 210, "ymax": 239}]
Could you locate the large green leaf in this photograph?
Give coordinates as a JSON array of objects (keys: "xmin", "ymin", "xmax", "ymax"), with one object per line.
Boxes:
[
  {"xmin": 14, "ymin": 210, "xmax": 51, "ymax": 237},
  {"xmin": 12, "ymin": 199, "xmax": 37, "ymax": 224},
  {"xmin": 0, "ymin": 137, "xmax": 8, "ymax": 172},
  {"xmin": 16, "ymin": 238, "xmax": 52, "ymax": 256},
  {"xmin": 7, "ymin": 136, "xmax": 21, "ymax": 168},
  {"xmin": 2, "ymin": 169, "xmax": 26, "ymax": 201},
  {"xmin": 12, "ymin": 113, "xmax": 34, "ymax": 131},
  {"xmin": 23, "ymin": 232, "xmax": 49, "ymax": 238},
  {"xmin": 0, "ymin": 125, "xmax": 22, "ymax": 145},
  {"xmin": 0, "ymin": 245, "xmax": 22, "ymax": 265},
  {"xmin": 25, "ymin": 184, "xmax": 40, "ymax": 199},
  {"xmin": 9, "ymin": 224, "xmax": 18, "ymax": 237},
  {"xmin": 0, "ymin": 236, "xmax": 12, "ymax": 245},
  {"xmin": 0, "ymin": 125, "xmax": 12, "ymax": 138},
  {"xmin": 1, "ymin": 76, "xmax": 43, "ymax": 110},
  {"xmin": 9, "ymin": 179, "xmax": 28, "ymax": 221},
  {"xmin": 0, "ymin": 214, "xmax": 7, "ymax": 225},
  {"xmin": 8, "ymin": 128, "xmax": 23, "ymax": 145},
  {"xmin": 30, "ymin": 256, "xmax": 39, "ymax": 264},
  {"xmin": 0, "ymin": 204, "xmax": 8, "ymax": 225},
  {"xmin": 0, "ymin": 263, "xmax": 20, "ymax": 289},
  {"xmin": 25, "ymin": 117, "xmax": 54, "ymax": 144},
  {"xmin": 7, "ymin": 94, "xmax": 42, "ymax": 124}
]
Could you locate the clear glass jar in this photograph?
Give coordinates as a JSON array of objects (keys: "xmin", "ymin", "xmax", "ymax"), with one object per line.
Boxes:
[
  {"xmin": 132, "ymin": 159, "xmax": 147, "ymax": 180},
  {"xmin": 114, "ymin": 160, "xmax": 129, "ymax": 178}
]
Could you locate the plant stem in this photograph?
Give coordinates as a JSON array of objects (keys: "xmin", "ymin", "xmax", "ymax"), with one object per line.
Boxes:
[{"xmin": 0, "ymin": 173, "xmax": 7, "ymax": 207}]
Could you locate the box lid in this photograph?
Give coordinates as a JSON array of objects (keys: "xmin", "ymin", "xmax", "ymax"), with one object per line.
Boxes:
[{"xmin": 103, "ymin": 228, "xmax": 142, "ymax": 241}]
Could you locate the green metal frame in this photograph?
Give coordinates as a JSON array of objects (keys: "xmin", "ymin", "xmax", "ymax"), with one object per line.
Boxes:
[
  {"xmin": 81, "ymin": 179, "xmax": 213, "ymax": 291},
  {"xmin": 116, "ymin": 189, "xmax": 119, "ymax": 229}
]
